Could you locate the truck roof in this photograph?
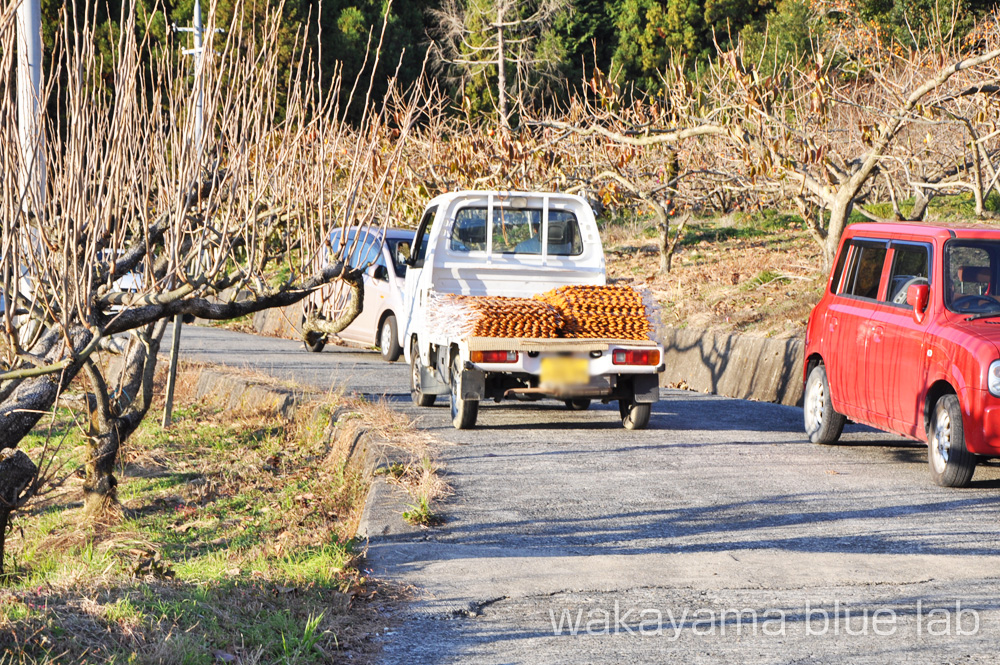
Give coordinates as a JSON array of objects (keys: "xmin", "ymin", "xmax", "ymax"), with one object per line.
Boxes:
[{"xmin": 425, "ymin": 190, "xmax": 590, "ymax": 210}]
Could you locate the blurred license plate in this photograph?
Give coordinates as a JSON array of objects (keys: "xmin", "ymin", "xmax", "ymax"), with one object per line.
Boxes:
[{"xmin": 540, "ymin": 357, "xmax": 589, "ymax": 386}]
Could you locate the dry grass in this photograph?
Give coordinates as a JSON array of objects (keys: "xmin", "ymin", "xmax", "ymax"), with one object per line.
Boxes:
[
  {"xmin": 336, "ymin": 396, "xmax": 452, "ymax": 520},
  {"xmin": 603, "ymin": 211, "xmax": 826, "ymax": 338},
  {"xmin": 345, "ymin": 397, "xmax": 440, "ymax": 458},
  {"xmin": 0, "ymin": 363, "xmax": 427, "ymax": 664}
]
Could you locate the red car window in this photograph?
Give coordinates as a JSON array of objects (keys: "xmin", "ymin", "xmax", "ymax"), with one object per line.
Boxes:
[
  {"xmin": 884, "ymin": 244, "xmax": 930, "ymax": 307},
  {"xmin": 841, "ymin": 242, "xmax": 888, "ymax": 300}
]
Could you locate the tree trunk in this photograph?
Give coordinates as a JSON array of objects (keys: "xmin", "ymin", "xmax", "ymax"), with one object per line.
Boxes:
[
  {"xmin": 0, "ymin": 510, "xmax": 8, "ymax": 579},
  {"xmin": 658, "ymin": 152, "xmax": 681, "ymax": 274},
  {"xmin": 496, "ymin": 7, "xmax": 508, "ymax": 132},
  {"xmin": 81, "ymin": 325, "xmax": 165, "ymax": 519},
  {"xmin": 660, "ymin": 213, "xmax": 690, "ymax": 274},
  {"xmin": 824, "ymin": 197, "xmax": 854, "ymax": 271},
  {"xmin": 909, "ymin": 190, "xmax": 932, "ymax": 221},
  {"xmin": 0, "ymin": 328, "xmax": 94, "ymax": 450},
  {"xmin": 83, "ymin": 426, "xmax": 121, "ymax": 518},
  {"xmin": 659, "ymin": 221, "xmax": 671, "ymax": 274},
  {"xmin": 0, "ymin": 449, "xmax": 38, "ymax": 577},
  {"xmin": 972, "ymin": 139, "xmax": 985, "ymax": 217}
]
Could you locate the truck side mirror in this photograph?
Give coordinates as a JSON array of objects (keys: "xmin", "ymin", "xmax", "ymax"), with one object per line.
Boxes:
[
  {"xmin": 372, "ymin": 264, "xmax": 388, "ymax": 282},
  {"xmin": 906, "ymin": 283, "xmax": 929, "ymax": 322}
]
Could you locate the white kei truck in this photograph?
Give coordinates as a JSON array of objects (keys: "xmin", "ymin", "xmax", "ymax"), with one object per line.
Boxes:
[{"xmin": 400, "ymin": 190, "xmax": 665, "ymax": 430}]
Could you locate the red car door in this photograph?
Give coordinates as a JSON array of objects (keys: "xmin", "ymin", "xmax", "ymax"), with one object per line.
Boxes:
[
  {"xmin": 868, "ymin": 242, "xmax": 932, "ymax": 436},
  {"xmin": 825, "ymin": 239, "xmax": 889, "ymax": 418}
]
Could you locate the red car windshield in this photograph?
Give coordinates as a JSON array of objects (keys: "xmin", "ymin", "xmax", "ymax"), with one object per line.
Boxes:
[{"xmin": 945, "ymin": 240, "xmax": 1000, "ymax": 316}]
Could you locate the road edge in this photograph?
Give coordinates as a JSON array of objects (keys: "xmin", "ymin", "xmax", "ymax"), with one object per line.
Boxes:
[{"xmin": 175, "ymin": 361, "xmax": 414, "ymax": 543}]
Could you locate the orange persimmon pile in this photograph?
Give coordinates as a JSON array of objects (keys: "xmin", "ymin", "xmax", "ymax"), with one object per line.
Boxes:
[
  {"xmin": 533, "ymin": 285, "xmax": 652, "ymax": 340},
  {"xmin": 448, "ymin": 295, "xmax": 564, "ymax": 338},
  {"xmin": 428, "ymin": 285, "xmax": 652, "ymax": 341}
]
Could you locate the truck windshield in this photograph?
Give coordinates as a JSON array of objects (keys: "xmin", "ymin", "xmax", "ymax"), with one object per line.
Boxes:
[
  {"xmin": 450, "ymin": 207, "xmax": 583, "ymax": 256},
  {"xmin": 945, "ymin": 240, "xmax": 1000, "ymax": 316}
]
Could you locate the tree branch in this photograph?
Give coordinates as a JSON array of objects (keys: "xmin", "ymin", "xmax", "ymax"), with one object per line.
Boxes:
[{"xmin": 527, "ymin": 119, "xmax": 731, "ymax": 146}]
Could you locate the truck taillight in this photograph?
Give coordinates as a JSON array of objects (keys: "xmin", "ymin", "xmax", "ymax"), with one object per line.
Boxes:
[
  {"xmin": 471, "ymin": 350, "xmax": 518, "ymax": 363},
  {"xmin": 612, "ymin": 349, "xmax": 660, "ymax": 366}
]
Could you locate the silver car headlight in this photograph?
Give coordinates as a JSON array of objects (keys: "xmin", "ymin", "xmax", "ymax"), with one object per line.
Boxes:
[{"xmin": 990, "ymin": 360, "xmax": 1000, "ymax": 397}]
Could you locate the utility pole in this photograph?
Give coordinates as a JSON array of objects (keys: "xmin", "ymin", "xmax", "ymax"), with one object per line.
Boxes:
[
  {"xmin": 496, "ymin": 2, "xmax": 508, "ymax": 132},
  {"xmin": 181, "ymin": 0, "xmax": 205, "ymax": 152},
  {"xmin": 163, "ymin": 0, "xmax": 206, "ymax": 427},
  {"xmin": 16, "ymin": 0, "xmax": 45, "ymax": 209}
]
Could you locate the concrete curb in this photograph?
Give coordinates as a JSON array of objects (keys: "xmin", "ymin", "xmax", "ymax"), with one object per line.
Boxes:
[
  {"xmin": 356, "ymin": 476, "xmax": 419, "ymax": 540},
  {"xmin": 188, "ymin": 365, "xmax": 302, "ymax": 418},
  {"xmin": 352, "ymin": 428, "xmax": 425, "ymax": 541}
]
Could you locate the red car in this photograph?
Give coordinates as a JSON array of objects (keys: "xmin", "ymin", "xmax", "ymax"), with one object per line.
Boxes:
[{"xmin": 804, "ymin": 221, "xmax": 1000, "ymax": 487}]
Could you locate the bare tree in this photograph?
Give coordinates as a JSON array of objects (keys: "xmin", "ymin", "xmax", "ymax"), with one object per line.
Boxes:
[
  {"xmin": 523, "ymin": 65, "xmax": 740, "ymax": 272},
  {"xmin": 711, "ymin": 17, "xmax": 1000, "ymax": 266},
  {"xmin": 886, "ymin": 87, "xmax": 1000, "ymax": 220},
  {"xmin": 524, "ymin": 13, "xmax": 1000, "ymax": 268},
  {"xmin": 0, "ymin": 0, "xmax": 427, "ymax": 517}
]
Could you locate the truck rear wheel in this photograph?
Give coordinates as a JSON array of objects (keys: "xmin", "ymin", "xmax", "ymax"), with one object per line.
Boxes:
[
  {"xmin": 450, "ymin": 354, "xmax": 479, "ymax": 429},
  {"xmin": 619, "ymin": 398, "xmax": 651, "ymax": 430},
  {"xmin": 410, "ymin": 339, "xmax": 436, "ymax": 407}
]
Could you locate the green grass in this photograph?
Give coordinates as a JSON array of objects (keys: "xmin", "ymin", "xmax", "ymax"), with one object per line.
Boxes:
[
  {"xmin": 682, "ymin": 210, "xmax": 802, "ymax": 246},
  {"xmin": 374, "ymin": 462, "xmax": 407, "ymax": 479},
  {"xmin": 1, "ymin": 396, "xmax": 378, "ymax": 664},
  {"xmin": 102, "ymin": 597, "xmax": 144, "ymax": 624},
  {"xmin": 850, "ymin": 191, "xmax": 1000, "ymax": 225},
  {"xmin": 402, "ymin": 495, "xmax": 442, "ymax": 527},
  {"xmin": 1, "ymin": 601, "xmax": 33, "ymax": 622},
  {"xmin": 117, "ymin": 474, "xmax": 199, "ymax": 501},
  {"xmin": 740, "ymin": 269, "xmax": 790, "ymax": 291}
]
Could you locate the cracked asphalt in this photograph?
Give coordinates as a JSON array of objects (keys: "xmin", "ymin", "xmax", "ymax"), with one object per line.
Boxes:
[{"xmin": 177, "ymin": 325, "xmax": 1000, "ymax": 664}]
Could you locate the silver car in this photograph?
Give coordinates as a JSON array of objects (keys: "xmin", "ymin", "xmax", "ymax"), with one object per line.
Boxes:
[{"xmin": 302, "ymin": 227, "xmax": 412, "ymax": 361}]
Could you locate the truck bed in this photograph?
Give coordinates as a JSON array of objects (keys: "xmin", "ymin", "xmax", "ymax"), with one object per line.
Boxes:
[{"xmin": 465, "ymin": 336, "xmax": 659, "ymax": 351}]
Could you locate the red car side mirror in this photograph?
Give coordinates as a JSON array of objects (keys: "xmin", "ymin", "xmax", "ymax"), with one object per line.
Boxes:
[{"xmin": 906, "ymin": 283, "xmax": 930, "ymax": 322}]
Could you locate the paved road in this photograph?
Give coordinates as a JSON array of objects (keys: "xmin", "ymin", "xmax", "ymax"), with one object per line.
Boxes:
[{"xmin": 179, "ymin": 326, "xmax": 1000, "ymax": 664}]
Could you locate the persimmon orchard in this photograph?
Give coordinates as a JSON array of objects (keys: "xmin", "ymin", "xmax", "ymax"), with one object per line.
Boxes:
[
  {"xmin": 0, "ymin": 2, "xmax": 427, "ymax": 523},
  {"xmin": 5, "ymin": 0, "xmax": 1000, "ymax": 538}
]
